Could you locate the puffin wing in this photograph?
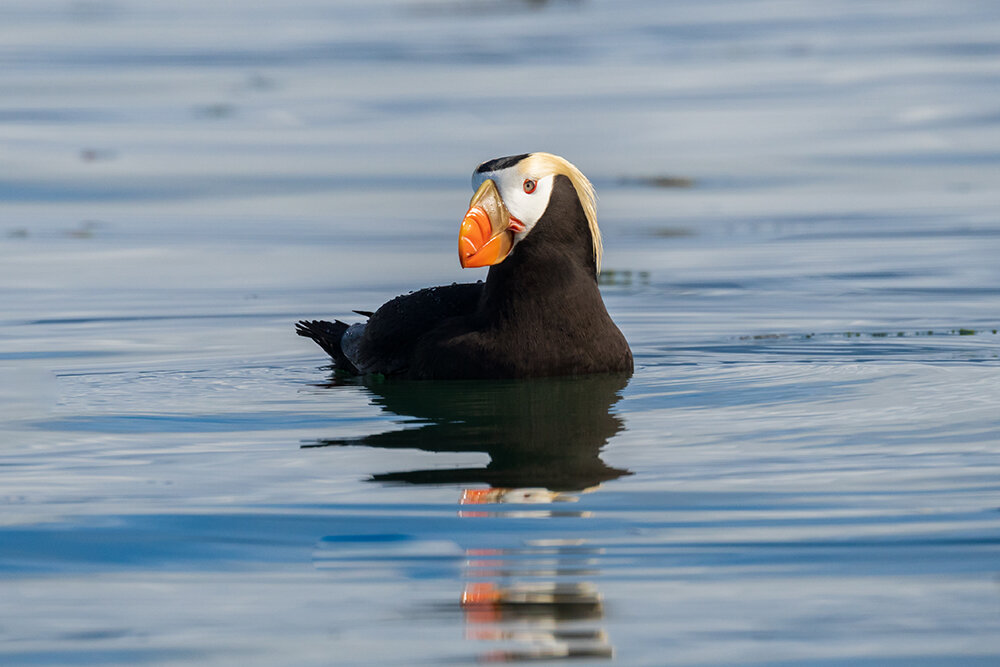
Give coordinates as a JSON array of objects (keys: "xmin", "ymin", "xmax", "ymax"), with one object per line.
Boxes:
[
  {"xmin": 297, "ymin": 282, "xmax": 482, "ymax": 375},
  {"xmin": 351, "ymin": 282, "xmax": 482, "ymax": 375}
]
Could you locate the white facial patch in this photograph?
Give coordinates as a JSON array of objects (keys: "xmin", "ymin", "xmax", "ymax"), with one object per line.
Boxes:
[{"xmin": 471, "ymin": 166, "xmax": 555, "ymax": 244}]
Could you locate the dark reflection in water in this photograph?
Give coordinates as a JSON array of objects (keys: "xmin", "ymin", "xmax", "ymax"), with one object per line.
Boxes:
[
  {"xmin": 306, "ymin": 373, "xmax": 630, "ymax": 662},
  {"xmin": 303, "ymin": 373, "xmax": 632, "ymax": 491}
]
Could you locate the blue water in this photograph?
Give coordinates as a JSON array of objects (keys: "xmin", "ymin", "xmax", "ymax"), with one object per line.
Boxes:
[{"xmin": 2, "ymin": 1, "xmax": 1000, "ymax": 665}]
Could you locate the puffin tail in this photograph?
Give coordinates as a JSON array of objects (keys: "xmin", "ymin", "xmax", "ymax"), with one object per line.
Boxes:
[{"xmin": 295, "ymin": 319, "xmax": 360, "ymax": 374}]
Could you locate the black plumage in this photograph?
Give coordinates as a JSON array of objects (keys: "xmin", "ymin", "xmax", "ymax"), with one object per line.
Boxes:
[
  {"xmin": 475, "ymin": 153, "xmax": 530, "ymax": 173},
  {"xmin": 297, "ymin": 169, "xmax": 632, "ymax": 379}
]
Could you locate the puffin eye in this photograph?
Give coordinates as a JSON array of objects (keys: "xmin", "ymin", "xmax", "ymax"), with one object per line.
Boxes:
[{"xmin": 523, "ymin": 179, "xmax": 536, "ymax": 194}]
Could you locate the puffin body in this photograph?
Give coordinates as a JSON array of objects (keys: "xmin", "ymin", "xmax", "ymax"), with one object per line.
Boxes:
[{"xmin": 296, "ymin": 153, "xmax": 632, "ymax": 380}]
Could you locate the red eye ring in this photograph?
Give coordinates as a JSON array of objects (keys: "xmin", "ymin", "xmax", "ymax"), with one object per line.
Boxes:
[{"xmin": 523, "ymin": 179, "xmax": 536, "ymax": 194}]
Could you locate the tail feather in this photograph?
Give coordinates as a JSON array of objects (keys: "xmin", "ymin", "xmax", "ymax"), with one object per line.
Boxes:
[{"xmin": 295, "ymin": 319, "xmax": 360, "ymax": 374}]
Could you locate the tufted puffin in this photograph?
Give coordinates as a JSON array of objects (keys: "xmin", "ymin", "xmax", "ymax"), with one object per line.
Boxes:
[{"xmin": 296, "ymin": 152, "xmax": 632, "ymax": 379}]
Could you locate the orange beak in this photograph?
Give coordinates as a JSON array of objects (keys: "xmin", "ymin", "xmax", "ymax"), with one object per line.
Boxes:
[
  {"xmin": 461, "ymin": 487, "xmax": 501, "ymax": 505},
  {"xmin": 459, "ymin": 179, "xmax": 514, "ymax": 268}
]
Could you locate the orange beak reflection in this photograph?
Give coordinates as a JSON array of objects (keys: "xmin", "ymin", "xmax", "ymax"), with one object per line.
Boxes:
[{"xmin": 459, "ymin": 179, "xmax": 514, "ymax": 268}]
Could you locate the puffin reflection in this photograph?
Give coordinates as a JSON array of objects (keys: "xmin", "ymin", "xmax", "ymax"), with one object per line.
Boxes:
[
  {"xmin": 306, "ymin": 372, "xmax": 629, "ymax": 662},
  {"xmin": 462, "ymin": 579, "xmax": 613, "ymax": 661},
  {"xmin": 303, "ymin": 373, "xmax": 631, "ymax": 491}
]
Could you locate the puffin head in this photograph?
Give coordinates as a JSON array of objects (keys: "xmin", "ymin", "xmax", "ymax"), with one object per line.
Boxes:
[{"xmin": 458, "ymin": 152, "xmax": 602, "ymax": 273}]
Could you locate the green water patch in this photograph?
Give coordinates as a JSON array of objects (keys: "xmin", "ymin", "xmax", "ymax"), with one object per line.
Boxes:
[
  {"xmin": 740, "ymin": 327, "xmax": 999, "ymax": 342},
  {"xmin": 598, "ymin": 269, "xmax": 652, "ymax": 287},
  {"xmin": 618, "ymin": 175, "xmax": 696, "ymax": 189}
]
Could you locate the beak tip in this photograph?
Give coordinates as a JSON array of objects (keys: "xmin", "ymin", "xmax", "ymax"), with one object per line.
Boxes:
[{"xmin": 457, "ymin": 185, "xmax": 514, "ymax": 268}]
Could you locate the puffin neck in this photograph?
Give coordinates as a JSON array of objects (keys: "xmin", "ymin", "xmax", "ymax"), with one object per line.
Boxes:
[{"xmin": 479, "ymin": 175, "xmax": 599, "ymax": 325}]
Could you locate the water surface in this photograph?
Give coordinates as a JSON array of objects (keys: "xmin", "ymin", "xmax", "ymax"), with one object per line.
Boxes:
[{"xmin": 2, "ymin": 1, "xmax": 1000, "ymax": 665}]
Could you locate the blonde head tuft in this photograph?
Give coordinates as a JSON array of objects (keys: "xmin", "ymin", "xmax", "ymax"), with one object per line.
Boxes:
[{"xmin": 520, "ymin": 153, "xmax": 602, "ymax": 273}]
